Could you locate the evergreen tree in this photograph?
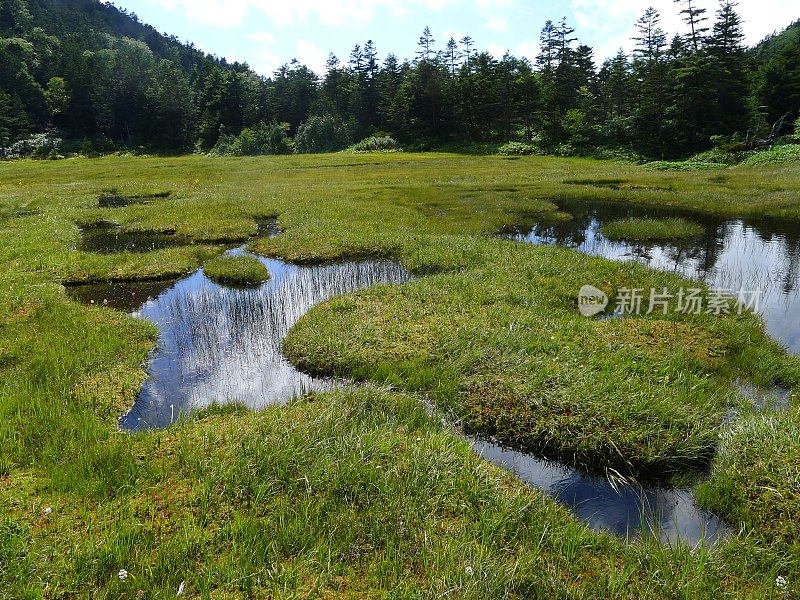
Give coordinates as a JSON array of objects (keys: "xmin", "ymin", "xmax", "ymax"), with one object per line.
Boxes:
[
  {"xmin": 632, "ymin": 7, "xmax": 668, "ymax": 155},
  {"xmin": 674, "ymin": 0, "xmax": 709, "ymax": 52},
  {"xmin": 445, "ymin": 38, "xmax": 459, "ymax": 76},
  {"xmin": 416, "ymin": 27, "xmax": 435, "ymax": 63}
]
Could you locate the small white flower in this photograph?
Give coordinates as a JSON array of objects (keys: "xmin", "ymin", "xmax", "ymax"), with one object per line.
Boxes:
[
  {"xmin": 43, "ymin": 507, "xmax": 52, "ymax": 515},
  {"xmin": 177, "ymin": 581, "xmax": 186, "ymax": 596},
  {"xmin": 465, "ymin": 566, "xmax": 474, "ymax": 576},
  {"xmin": 776, "ymin": 575, "xmax": 788, "ymax": 589},
  {"xmin": 118, "ymin": 569, "xmax": 129, "ymax": 581}
]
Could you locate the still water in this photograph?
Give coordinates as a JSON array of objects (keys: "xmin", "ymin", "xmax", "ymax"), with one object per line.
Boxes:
[
  {"xmin": 473, "ymin": 439, "xmax": 729, "ymax": 545},
  {"xmin": 504, "ymin": 198, "xmax": 800, "ymax": 353},
  {"xmin": 68, "ymin": 254, "xmax": 411, "ymax": 430}
]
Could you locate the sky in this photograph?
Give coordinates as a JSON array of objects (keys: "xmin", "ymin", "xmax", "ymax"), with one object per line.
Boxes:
[{"xmin": 110, "ymin": 0, "xmax": 800, "ymax": 76}]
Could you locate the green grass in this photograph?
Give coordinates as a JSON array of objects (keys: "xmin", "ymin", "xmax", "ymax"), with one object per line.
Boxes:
[
  {"xmin": 1, "ymin": 152, "xmax": 800, "ymax": 596},
  {"xmin": 600, "ymin": 217, "xmax": 705, "ymax": 242},
  {"xmin": 283, "ymin": 237, "xmax": 799, "ymax": 477},
  {"xmin": 697, "ymin": 409, "xmax": 800, "ymax": 547},
  {"xmin": 203, "ymin": 254, "xmax": 270, "ymax": 287}
]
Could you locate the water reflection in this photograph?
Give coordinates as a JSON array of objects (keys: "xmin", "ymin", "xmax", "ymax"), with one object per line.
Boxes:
[
  {"xmin": 505, "ymin": 199, "xmax": 800, "ymax": 353},
  {"xmin": 70, "ymin": 254, "xmax": 411, "ymax": 430},
  {"xmin": 65, "ymin": 279, "xmax": 178, "ymax": 312},
  {"xmin": 79, "ymin": 223, "xmax": 192, "ymax": 254},
  {"xmin": 473, "ymin": 439, "xmax": 729, "ymax": 546}
]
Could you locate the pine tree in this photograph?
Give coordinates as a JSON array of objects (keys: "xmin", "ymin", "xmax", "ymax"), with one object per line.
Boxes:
[
  {"xmin": 632, "ymin": 7, "xmax": 668, "ymax": 155},
  {"xmin": 673, "ymin": 0, "xmax": 709, "ymax": 52},
  {"xmin": 445, "ymin": 38, "xmax": 459, "ymax": 76},
  {"xmin": 537, "ymin": 20, "xmax": 558, "ymax": 72},
  {"xmin": 634, "ymin": 7, "xmax": 667, "ymax": 63},
  {"xmin": 708, "ymin": 1, "xmax": 750, "ymax": 136},
  {"xmin": 555, "ymin": 17, "xmax": 577, "ymax": 67},
  {"xmin": 709, "ymin": 1, "xmax": 745, "ymax": 55},
  {"xmin": 363, "ymin": 41, "xmax": 379, "ymax": 79},
  {"xmin": 349, "ymin": 45, "xmax": 364, "ymax": 74},
  {"xmin": 459, "ymin": 36, "xmax": 475, "ymax": 68},
  {"xmin": 416, "ymin": 27, "xmax": 435, "ymax": 63}
]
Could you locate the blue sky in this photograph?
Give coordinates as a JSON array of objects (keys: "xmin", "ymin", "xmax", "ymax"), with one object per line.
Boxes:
[{"xmin": 110, "ymin": 0, "xmax": 799, "ymax": 76}]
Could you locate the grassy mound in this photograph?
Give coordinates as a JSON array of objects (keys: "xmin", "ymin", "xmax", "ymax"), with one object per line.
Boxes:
[
  {"xmin": 203, "ymin": 255, "xmax": 270, "ymax": 287},
  {"xmin": 600, "ymin": 217, "xmax": 705, "ymax": 242},
  {"xmin": 697, "ymin": 409, "xmax": 800, "ymax": 546},
  {"xmin": 284, "ymin": 237, "xmax": 800, "ymax": 477}
]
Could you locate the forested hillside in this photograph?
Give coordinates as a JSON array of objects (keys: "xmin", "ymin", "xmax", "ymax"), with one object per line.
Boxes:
[{"xmin": 0, "ymin": 0, "xmax": 798, "ymax": 158}]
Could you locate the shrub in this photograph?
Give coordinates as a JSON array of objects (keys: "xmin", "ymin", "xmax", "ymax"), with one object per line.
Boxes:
[
  {"xmin": 0, "ymin": 132, "xmax": 64, "ymax": 160},
  {"xmin": 208, "ymin": 122, "xmax": 293, "ymax": 157},
  {"xmin": 295, "ymin": 115, "xmax": 353, "ymax": 154},
  {"xmin": 352, "ymin": 135, "xmax": 400, "ymax": 153},
  {"xmin": 497, "ymin": 141, "xmax": 540, "ymax": 156},
  {"xmin": 740, "ymin": 144, "xmax": 800, "ymax": 166}
]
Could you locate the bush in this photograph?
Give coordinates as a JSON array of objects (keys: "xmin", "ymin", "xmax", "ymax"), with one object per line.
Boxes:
[
  {"xmin": 208, "ymin": 122, "xmax": 293, "ymax": 157},
  {"xmin": 0, "ymin": 132, "xmax": 64, "ymax": 160},
  {"xmin": 295, "ymin": 114, "xmax": 353, "ymax": 154},
  {"xmin": 352, "ymin": 135, "xmax": 400, "ymax": 153},
  {"xmin": 740, "ymin": 144, "xmax": 800, "ymax": 166},
  {"xmin": 497, "ymin": 141, "xmax": 540, "ymax": 156}
]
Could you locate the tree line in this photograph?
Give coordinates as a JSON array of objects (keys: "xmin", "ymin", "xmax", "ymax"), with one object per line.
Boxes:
[{"xmin": 1, "ymin": 0, "xmax": 798, "ymax": 158}]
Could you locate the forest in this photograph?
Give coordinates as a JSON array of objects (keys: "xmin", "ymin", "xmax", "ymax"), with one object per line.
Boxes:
[{"xmin": 1, "ymin": 0, "xmax": 799, "ymax": 159}]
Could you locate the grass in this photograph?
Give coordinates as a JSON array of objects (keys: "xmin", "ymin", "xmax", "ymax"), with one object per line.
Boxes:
[
  {"xmin": 203, "ymin": 254, "xmax": 270, "ymax": 287},
  {"xmin": 600, "ymin": 217, "xmax": 705, "ymax": 242},
  {"xmin": 697, "ymin": 410, "xmax": 800, "ymax": 547},
  {"xmin": 0, "ymin": 152, "xmax": 799, "ymax": 595},
  {"xmin": 283, "ymin": 237, "xmax": 799, "ymax": 477}
]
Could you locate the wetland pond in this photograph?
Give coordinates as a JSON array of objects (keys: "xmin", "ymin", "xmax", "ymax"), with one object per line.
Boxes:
[
  {"xmin": 504, "ymin": 198, "xmax": 800, "ymax": 354},
  {"xmin": 69, "ymin": 252, "xmax": 411, "ymax": 430},
  {"xmin": 71, "ymin": 203, "xmax": 799, "ymax": 546}
]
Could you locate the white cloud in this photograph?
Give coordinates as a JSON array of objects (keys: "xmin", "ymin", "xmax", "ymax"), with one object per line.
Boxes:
[
  {"xmin": 248, "ymin": 31, "xmax": 276, "ymax": 44},
  {"xmin": 295, "ymin": 40, "xmax": 328, "ymax": 74},
  {"xmin": 153, "ymin": 0, "xmax": 457, "ymax": 28},
  {"xmin": 486, "ymin": 17, "xmax": 509, "ymax": 33}
]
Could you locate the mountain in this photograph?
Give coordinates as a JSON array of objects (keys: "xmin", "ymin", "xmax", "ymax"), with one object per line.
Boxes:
[{"xmin": 0, "ymin": 0, "xmax": 260, "ymax": 150}]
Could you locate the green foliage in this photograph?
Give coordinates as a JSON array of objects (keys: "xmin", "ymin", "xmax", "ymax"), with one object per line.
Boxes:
[
  {"xmin": 351, "ymin": 134, "xmax": 400, "ymax": 152},
  {"xmin": 740, "ymin": 144, "xmax": 800, "ymax": 166},
  {"xmin": 0, "ymin": 1, "xmax": 797, "ymax": 159},
  {"xmin": 203, "ymin": 255, "xmax": 270, "ymax": 287},
  {"xmin": 647, "ymin": 143, "xmax": 800, "ymax": 170},
  {"xmin": 497, "ymin": 141, "xmax": 540, "ymax": 156},
  {"xmin": 209, "ymin": 122, "xmax": 294, "ymax": 157},
  {"xmin": 43, "ymin": 77, "xmax": 69, "ymax": 118},
  {"xmin": 295, "ymin": 114, "xmax": 353, "ymax": 154}
]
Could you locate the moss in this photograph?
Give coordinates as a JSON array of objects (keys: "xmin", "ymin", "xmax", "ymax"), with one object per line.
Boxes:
[
  {"xmin": 203, "ymin": 255, "xmax": 270, "ymax": 287},
  {"xmin": 600, "ymin": 217, "xmax": 705, "ymax": 241}
]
